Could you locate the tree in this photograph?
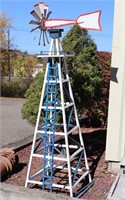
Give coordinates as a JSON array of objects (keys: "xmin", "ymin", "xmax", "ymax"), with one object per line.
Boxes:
[
  {"xmin": 62, "ymin": 25, "xmax": 102, "ymax": 115},
  {"xmin": 23, "ymin": 55, "xmax": 38, "ymax": 78},
  {"xmin": 96, "ymin": 51, "xmax": 111, "ymax": 126},
  {"xmin": 0, "ymin": 11, "xmax": 13, "ymax": 80},
  {"xmin": 12, "ymin": 54, "xmax": 38, "ymax": 77},
  {"xmin": 0, "ymin": 11, "xmax": 11, "ymax": 48},
  {"xmin": 21, "ymin": 72, "xmax": 45, "ymax": 125},
  {"xmin": 11, "ymin": 53, "xmax": 24, "ymax": 77}
]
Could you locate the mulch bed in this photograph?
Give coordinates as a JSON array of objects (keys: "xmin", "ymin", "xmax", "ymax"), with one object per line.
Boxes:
[{"xmin": 1, "ymin": 128, "xmax": 117, "ymax": 200}]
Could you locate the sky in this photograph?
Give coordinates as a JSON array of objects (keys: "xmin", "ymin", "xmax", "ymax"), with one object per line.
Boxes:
[{"xmin": 1, "ymin": 0, "xmax": 115, "ymax": 54}]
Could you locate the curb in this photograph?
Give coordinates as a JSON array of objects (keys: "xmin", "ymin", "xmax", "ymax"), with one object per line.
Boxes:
[
  {"xmin": 0, "ymin": 183, "xmax": 81, "ymax": 200},
  {"xmin": 2, "ymin": 134, "xmax": 34, "ymax": 152},
  {"xmin": 0, "ymin": 97, "xmax": 25, "ymax": 101}
]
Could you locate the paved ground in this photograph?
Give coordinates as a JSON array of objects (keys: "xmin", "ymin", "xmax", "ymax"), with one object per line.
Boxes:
[
  {"xmin": 0, "ymin": 98, "xmax": 34, "ymax": 147},
  {"xmin": 108, "ymin": 173, "xmax": 125, "ymax": 199}
]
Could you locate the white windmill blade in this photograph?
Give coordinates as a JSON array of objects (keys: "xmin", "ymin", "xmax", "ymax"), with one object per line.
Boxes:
[
  {"xmin": 38, "ymin": 2, "xmax": 45, "ymax": 16},
  {"xmin": 77, "ymin": 10, "xmax": 102, "ymax": 30},
  {"xmin": 34, "ymin": 2, "xmax": 44, "ymax": 19},
  {"xmin": 44, "ymin": 4, "xmax": 49, "ymax": 18},
  {"xmin": 29, "ymin": 20, "xmax": 39, "ymax": 25},
  {"xmin": 30, "ymin": 10, "xmax": 40, "ymax": 20}
]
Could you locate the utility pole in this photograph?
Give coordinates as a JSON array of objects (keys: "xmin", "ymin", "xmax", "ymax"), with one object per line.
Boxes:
[{"xmin": 7, "ymin": 27, "xmax": 11, "ymax": 81}]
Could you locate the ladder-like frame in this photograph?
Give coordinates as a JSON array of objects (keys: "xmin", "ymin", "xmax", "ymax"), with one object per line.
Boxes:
[{"xmin": 25, "ymin": 29, "xmax": 93, "ymax": 197}]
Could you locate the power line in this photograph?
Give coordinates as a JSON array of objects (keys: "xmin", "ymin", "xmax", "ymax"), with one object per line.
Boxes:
[
  {"xmin": 10, "ymin": 26, "xmax": 112, "ymax": 38},
  {"xmin": 12, "ymin": 42, "xmax": 37, "ymax": 46},
  {"xmin": 12, "ymin": 27, "xmax": 31, "ymax": 32},
  {"xmin": 8, "ymin": 26, "xmax": 112, "ymax": 53},
  {"xmin": 11, "ymin": 26, "xmax": 30, "ymax": 31}
]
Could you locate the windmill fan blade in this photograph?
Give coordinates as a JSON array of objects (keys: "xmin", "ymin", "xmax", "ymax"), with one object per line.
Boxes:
[
  {"xmin": 31, "ymin": 25, "xmax": 40, "ymax": 32},
  {"xmin": 38, "ymin": 2, "xmax": 45, "ymax": 17},
  {"xmin": 34, "ymin": 2, "xmax": 44, "ymax": 19},
  {"xmin": 46, "ymin": 11, "xmax": 52, "ymax": 19},
  {"xmin": 44, "ymin": 4, "xmax": 49, "ymax": 18},
  {"xmin": 45, "ymin": 30, "xmax": 49, "ymax": 44},
  {"xmin": 29, "ymin": 20, "xmax": 39, "ymax": 25},
  {"xmin": 43, "ymin": 31, "xmax": 45, "ymax": 46},
  {"xmin": 39, "ymin": 31, "xmax": 42, "ymax": 45},
  {"xmin": 31, "ymin": 10, "xmax": 40, "ymax": 20}
]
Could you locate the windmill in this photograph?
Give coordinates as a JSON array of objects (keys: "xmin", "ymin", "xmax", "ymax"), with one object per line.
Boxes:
[
  {"xmin": 30, "ymin": 2, "xmax": 101, "ymax": 45},
  {"xmin": 25, "ymin": 2, "xmax": 102, "ymax": 197}
]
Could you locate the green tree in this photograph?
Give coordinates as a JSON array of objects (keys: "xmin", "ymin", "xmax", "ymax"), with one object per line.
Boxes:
[
  {"xmin": 21, "ymin": 72, "xmax": 45, "ymax": 125},
  {"xmin": 62, "ymin": 25, "xmax": 102, "ymax": 114},
  {"xmin": 12, "ymin": 54, "xmax": 38, "ymax": 77},
  {"xmin": 22, "ymin": 25, "xmax": 104, "ymax": 126},
  {"xmin": 23, "ymin": 55, "xmax": 38, "ymax": 78},
  {"xmin": 11, "ymin": 54, "xmax": 24, "ymax": 76}
]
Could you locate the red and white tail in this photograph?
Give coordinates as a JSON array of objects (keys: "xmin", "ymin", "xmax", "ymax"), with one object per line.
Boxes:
[
  {"xmin": 44, "ymin": 10, "xmax": 102, "ymax": 31},
  {"xmin": 77, "ymin": 10, "xmax": 102, "ymax": 31}
]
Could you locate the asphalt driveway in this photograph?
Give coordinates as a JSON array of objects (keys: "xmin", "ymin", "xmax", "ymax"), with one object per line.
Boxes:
[{"xmin": 0, "ymin": 98, "xmax": 34, "ymax": 147}]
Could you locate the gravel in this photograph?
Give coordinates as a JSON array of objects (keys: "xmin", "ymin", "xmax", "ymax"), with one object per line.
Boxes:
[{"xmin": 2, "ymin": 128, "xmax": 116, "ymax": 200}]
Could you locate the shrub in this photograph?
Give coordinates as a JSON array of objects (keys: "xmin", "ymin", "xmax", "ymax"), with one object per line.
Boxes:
[
  {"xmin": 1, "ymin": 76, "xmax": 34, "ymax": 98},
  {"xmin": 1, "ymin": 80, "xmax": 28, "ymax": 98},
  {"xmin": 21, "ymin": 72, "xmax": 44, "ymax": 125}
]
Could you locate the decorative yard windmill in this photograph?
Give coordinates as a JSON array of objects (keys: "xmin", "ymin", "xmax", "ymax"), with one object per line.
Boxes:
[{"xmin": 25, "ymin": 2, "xmax": 101, "ymax": 197}]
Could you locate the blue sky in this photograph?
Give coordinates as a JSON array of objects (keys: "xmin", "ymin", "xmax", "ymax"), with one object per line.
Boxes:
[{"xmin": 1, "ymin": 0, "xmax": 115, "ymax": 54}]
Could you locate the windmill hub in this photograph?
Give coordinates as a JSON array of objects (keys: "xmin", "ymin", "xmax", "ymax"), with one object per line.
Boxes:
[{"xmin": 40, "ymin": 20, "xmax": 46, "ymax": 31}]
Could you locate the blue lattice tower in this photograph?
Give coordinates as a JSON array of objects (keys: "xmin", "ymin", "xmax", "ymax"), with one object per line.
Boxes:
[
  {"xmin": 42, "ymin": 60, "xmax": 58, "ymax": 191},
  {"xmin": 25, "ymin": 29, "xmax": 93, "ymax": 197}
]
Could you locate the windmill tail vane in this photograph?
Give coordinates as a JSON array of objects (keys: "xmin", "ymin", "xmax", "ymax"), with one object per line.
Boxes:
[
  {"xmin": 44, "ymin": 11, "xmax": 102, "ymax": 30},
  {"xmin": 30, "ymin": 2, "xmax": 102, "ymax": 45}
]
